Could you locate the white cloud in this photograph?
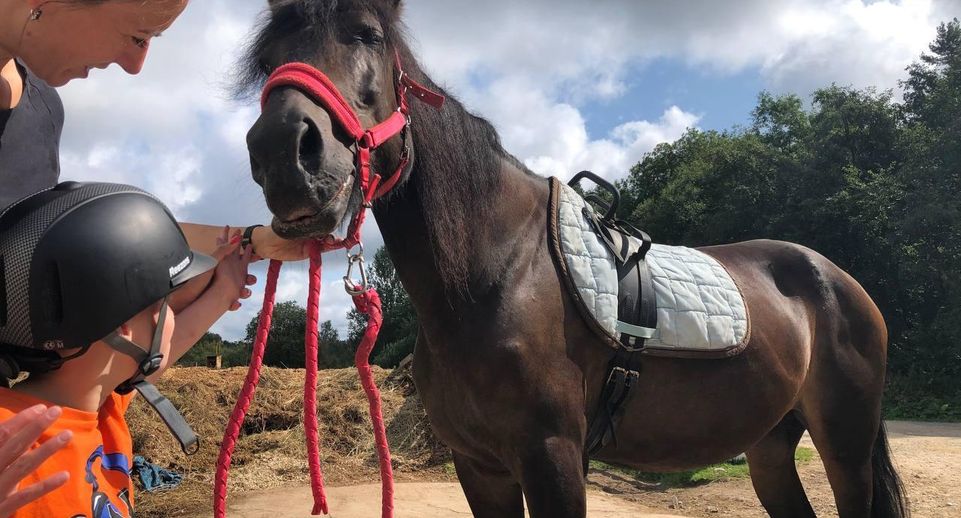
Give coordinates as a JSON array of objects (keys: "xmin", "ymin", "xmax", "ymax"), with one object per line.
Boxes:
[
  {"xmin": 53, "ymin": 0, "xmax": 950, "ymax": 340},
  {"xmin": 408, "ymin": 0, "xmax": 945, "ymax": 95}
]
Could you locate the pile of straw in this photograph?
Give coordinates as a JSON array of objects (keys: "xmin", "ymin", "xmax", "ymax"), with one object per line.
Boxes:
[{"xmin": 128, "ymin": 366, "xmax": 451, "ymax": 517}]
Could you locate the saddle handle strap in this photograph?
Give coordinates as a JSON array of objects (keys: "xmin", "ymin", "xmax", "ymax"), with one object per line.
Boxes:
[{"xmin": 569, "ymin": 170, "xmax": 620, "ymax": 221}]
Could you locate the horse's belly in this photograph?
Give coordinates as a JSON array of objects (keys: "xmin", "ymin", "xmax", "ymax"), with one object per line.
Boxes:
[{"xmin": 590, "ymin": 324, "xmax": 809, "ymax": 470}]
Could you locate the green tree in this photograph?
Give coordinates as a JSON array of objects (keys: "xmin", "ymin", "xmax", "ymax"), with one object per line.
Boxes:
[
  {"xmin": 892, "ymin": 18, "xmax": 961, "ymax": 384},
  {"xmin": 220, "ymin": 340, "xmax": 251, "ymax": 368},
  {"xmin": 245, "ymin": 300, "xmax": 312, "ymax": 368},
  {"xmin": 319, "ymin": 320, "xmax": 353, "ymax": 368}
]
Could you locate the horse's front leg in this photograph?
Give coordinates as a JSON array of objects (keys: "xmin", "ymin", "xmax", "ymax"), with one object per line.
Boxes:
[
  {"xmin": 452, "ymin": 452, "xmax": 525, "ymax": 518},
  {"xmin": 516, "ymin": 433, "xmax": 587, "ymax": 517}
]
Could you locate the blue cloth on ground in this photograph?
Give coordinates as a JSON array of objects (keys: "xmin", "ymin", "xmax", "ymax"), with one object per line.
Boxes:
[{"xmin": 132, "ymin": 455, "xmax": 183, "ymax": 493}]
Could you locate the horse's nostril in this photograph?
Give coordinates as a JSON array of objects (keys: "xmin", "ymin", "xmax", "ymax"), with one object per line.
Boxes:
[
  {"xmin": 249, "ymin": 152, "xmax": 264, "ymax": 184},
  {"xmin": 298, "ymin": 119, "xmax": 322, "ymax": 175}
]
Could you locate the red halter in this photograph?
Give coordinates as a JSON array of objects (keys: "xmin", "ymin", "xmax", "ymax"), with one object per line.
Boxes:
[
  {"xmin": 213, "ymin": 53, "xmax": 444, "ymax": 518},
  {"xmin": 260, "ymin": 51, "xmax": 444, "ymax": 248}
]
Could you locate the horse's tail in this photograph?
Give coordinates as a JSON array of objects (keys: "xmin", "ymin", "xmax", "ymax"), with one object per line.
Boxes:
[{"xmin": 871, "ymin": 421, "xmax": 909, "ymax": 518}]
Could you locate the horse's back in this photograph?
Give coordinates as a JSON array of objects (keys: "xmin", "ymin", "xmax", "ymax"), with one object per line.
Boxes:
[{"xmin": 699, "ymin": 238, "xmax": 886, "ymax": 349}]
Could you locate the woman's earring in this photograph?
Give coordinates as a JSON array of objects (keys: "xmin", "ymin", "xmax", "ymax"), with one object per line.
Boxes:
[{"xmin": 29, "ymin": 8, "xmax": 42, "ymax": 21}]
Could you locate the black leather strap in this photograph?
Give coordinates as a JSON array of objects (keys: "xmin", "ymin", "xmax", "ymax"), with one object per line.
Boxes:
[
  {"xmin": 586, "ymin": 349, "xmax": 641, "ymax": 455},
  {"xmin": 132, "ymin": 380, "xmax": 200, "ymax": 455},
  {"xmin": 242, "ymin": 224, "xmax": 263, "ymax": 251}
]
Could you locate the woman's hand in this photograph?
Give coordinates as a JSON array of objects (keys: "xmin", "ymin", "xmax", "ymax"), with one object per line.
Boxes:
[
  {"xmin": 0, "ymin": 405, "xmax": 72, "ymax": 517},
  {"xmin": 250, "ymin": 225, "xmax": 311, "ymax": 262}
]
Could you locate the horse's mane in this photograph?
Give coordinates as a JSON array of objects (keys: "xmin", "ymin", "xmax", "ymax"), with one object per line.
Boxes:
[
  {"xmin": 234, "ymin": 0, "xmax": 533, "ymax": 298},
  {"xmin": 393, "ymin": 40, "xmax": 535, "ymax": 298}
]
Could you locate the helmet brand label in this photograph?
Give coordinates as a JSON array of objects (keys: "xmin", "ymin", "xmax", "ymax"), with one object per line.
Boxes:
[
  {"xmin": 169, "ymin": 256, "xmax": 190, "ymax": 278},
  {"xmin": 42, "ymin": 340, "xmax": 63, "ymax": 350}
]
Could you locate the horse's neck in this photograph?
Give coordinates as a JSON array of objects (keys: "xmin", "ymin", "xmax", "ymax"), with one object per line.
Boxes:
[
  {"xmin": 373, "ymin": 151, "xmax": 545, "ymax": 313},
  {"xmin": 372, "ymin": 55, "xmax": 549, "ymax": 313}
]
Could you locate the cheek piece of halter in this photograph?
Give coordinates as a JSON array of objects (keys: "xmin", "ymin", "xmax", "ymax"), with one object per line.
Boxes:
[{"xmin": 213, "ymin": 51, "xmax": 444, "ymax": 518}]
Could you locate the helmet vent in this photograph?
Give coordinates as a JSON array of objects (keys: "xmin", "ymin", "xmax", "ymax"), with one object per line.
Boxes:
[
  {"xmin": 39, "ymin": 263, "xmax": 63, "ymax": 325},
  {"xmin": 0, "ymin": 255, "xmax": 6, "ymax": 327}
]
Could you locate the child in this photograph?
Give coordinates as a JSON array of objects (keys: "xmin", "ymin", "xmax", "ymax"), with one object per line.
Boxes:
[{"xmin": 0, "ymin": 181, "xmax": 252, "ymax": 517}]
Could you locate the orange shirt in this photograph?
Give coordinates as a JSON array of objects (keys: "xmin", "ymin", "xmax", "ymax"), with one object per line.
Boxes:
[{"xmin": 0, "ymin": 387, "xmax": 136, "ymax": 518}]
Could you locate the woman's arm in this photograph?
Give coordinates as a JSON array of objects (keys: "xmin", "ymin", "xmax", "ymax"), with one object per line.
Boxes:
[{"xmin": 179, "ymin": 222, "xmax": 310, "ymax": 261}]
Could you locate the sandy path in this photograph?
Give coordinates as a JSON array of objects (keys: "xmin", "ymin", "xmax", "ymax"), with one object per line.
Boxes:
[
  {"xmin": 211, "ymin": 483, "xmax": 689, "ymax": 517},
  {"xmin": 209, "ymin": 421, "xmax": 959, "ymax": 517},
  {"xmin": 586, "ymin": 421, "xmax": 961, "ymax": 517}
]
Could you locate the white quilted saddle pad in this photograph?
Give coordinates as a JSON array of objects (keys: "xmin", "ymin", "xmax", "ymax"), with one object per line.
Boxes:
[{"xmin": 557, "ymin": 183, "xmax": 748, "ymax": 353}]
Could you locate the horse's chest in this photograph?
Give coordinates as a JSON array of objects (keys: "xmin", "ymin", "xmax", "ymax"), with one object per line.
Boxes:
[{"xmin": 412, "ymin": 337, "xmax": 555, "ymax": 455}]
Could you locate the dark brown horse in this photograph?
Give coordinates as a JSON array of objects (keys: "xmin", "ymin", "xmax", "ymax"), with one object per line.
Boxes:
[{"xmin": 240, "ymin": 1, "xmax": 909, "ymax": 516}]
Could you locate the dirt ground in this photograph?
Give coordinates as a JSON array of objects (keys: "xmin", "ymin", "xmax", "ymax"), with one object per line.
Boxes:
[
  {"xmin": 582, "ymin": 421, "xmax": 961, "ymax": 517},
  {"xmin": 195, "ymin": 421, "xmax": 959, "ymax": 517},
  {"xmin": 206, "ymin": 483, "xmax": 685, "ymax": 518},
  {"xmin": 132, "ymin": 369, "xmax": 959, "ymax": 517},
  {"xmin": 198, "ymin": 421, "xmax": 961, "ymax": 518}
]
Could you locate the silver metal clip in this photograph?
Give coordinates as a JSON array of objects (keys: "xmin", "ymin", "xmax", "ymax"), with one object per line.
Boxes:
[{"xmin": 343, "ymin": 243, "xmax": 368, "ymax": 295}]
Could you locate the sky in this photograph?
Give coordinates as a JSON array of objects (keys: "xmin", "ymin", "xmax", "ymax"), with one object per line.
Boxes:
[{"xmin": 57, "ymin": 0, "xmax": 958, "ymax": 341}]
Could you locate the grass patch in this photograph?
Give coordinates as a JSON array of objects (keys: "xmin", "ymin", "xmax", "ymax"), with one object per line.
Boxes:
[{"xmin": 590, "ymin": 447, "xmax": 817, "ymax": 488}]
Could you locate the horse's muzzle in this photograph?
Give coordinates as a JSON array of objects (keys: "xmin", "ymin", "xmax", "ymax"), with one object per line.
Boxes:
[{"xmin": 247, "ymin": 89, "xmax": 355, "ymax": 236}]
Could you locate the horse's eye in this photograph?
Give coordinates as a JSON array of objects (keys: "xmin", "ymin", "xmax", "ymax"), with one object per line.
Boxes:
[{"xmin": 352, "ymin": 27, "xmax": 384, "ymax": 46}]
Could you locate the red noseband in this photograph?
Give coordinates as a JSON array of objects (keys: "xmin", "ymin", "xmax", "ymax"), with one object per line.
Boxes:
[{"xmin": 261, "ymin": 51, "xmax": 445, "ymax": 207}]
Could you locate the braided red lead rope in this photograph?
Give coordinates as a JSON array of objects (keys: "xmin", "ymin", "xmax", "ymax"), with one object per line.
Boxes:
[
  {"xmin": 213, "ymin": 242, "xmax": 394, "ymax": 517},
  {"xmin": 213, "ymin": 259, "xmax": 282, "ymax": 517},
  {"xmin": 351, "ymin": 288, "xmax": 394, "ymax": 516},
  {"xmin": 304, "ymin": 243, "xmax": 329, "ymax": 514}
]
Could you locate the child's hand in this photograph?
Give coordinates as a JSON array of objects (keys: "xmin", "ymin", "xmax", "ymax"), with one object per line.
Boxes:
[
  {"xmin": 0, "ymin": 405, "xmax": 72, "ymax": 517},
  {"xmin": 212, "ymin": 231, "xmax": 255, "ymax": 312},
  {"xmin": 170, "ymin": 227, "xmax": 247, "ymax": 312}
]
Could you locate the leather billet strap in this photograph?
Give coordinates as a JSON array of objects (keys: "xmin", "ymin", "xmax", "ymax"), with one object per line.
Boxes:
[{"xmin": 585, "ymin": 346, "xmax": 641, "ymax": 455}]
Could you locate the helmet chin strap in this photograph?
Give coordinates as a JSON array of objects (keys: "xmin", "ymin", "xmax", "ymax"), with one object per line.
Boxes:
[{"xmin": 102, "ymin": 297, "xmax": 199, "ymax": 455}]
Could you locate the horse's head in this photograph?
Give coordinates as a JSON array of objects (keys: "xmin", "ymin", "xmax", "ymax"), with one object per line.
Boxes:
[{"xmin": 244, "ymin": 0, "xmax": 408, "ymax": 238}]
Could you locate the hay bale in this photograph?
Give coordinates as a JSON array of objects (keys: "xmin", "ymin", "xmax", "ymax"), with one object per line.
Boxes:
[{"xmin": 129, "ymin": 366, "xmax": 451, "ymax": 517}]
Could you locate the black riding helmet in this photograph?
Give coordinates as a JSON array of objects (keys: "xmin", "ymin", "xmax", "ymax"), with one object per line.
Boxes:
[{"xmin": 0, "ymin": 181, "xmax": 216, "ymax": 453}]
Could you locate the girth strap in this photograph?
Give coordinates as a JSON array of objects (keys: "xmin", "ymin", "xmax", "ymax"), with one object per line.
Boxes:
[
  {"xmin": 568, "ymin": 171, "xmax": 657, "ymax": 456},
  {"xmin": 585, "ymin": 347, "xmax": 640, "ymax": 455}
]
